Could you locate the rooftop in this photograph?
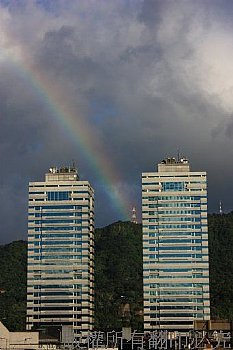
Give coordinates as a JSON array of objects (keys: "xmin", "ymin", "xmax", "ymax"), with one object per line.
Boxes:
[
  {"xmin": 160, "ymin": 156, "xmax": 189, "ymax": 165},
  {"xmin": 48, "ymin": 166, "xmax": 78, "ymax": 174},
  {"xmin": 45, "ymin": 166, "xmax": 79, "ymax": 181}
]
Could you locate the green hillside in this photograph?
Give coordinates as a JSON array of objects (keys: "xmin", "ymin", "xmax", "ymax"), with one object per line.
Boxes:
[
  {"xmin": 0, "ymin": 240, "xmax": 27, "ymax": 331},
  {"xmin": 95, "ymin": 221, "xmax": 143, "ymax": 331},
  {"xmin": 0, "ymin": 215, "xmax": 233, "ymax": 331},
  {"xmin": 208, "ymin": 213, "xmax": 233, "ymax": 319}
]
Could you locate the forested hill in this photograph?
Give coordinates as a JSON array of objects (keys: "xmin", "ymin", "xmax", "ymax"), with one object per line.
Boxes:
[
  {"xmin": 0, "ymin": 215, "xmax": 233, "ymax": 331},
  {"xmin": 0, "ymin": 240, "xmax": 27, "ymax": 331},
  {"xmin": 95, "ymin": 221, "xmax": 143, "ymax": 331},
  {"xmin": 208, "ymin": 213, "xmax": 233, "ymax": 320}
]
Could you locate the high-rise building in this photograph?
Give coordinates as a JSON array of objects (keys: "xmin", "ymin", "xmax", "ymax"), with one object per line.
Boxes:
[
  {"xmin": 26, "ymin": 166, "xmax": 94, "ymax": 338},
  {"xmin": 142, "ymin": 157, "xmax": 210, "ymax": 331}
]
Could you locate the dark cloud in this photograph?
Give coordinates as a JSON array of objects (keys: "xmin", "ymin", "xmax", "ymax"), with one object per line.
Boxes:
[{"xmin": 0, "ymin": 0, "xmax": 233, "ymax": 243}]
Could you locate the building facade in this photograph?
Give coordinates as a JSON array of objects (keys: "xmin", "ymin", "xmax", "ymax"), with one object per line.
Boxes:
[
  {"xmin": 26, "ymin": 167, "xmax": 94, "ymax": 338},
  {"xmin": 142, "ymin": 157, "xmax": 210, "ymax": 331}
]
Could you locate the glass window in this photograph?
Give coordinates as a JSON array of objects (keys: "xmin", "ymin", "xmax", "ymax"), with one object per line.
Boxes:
[
  {"xmin": 162, "ymin": 182, "xmax": 185, "ymax": 192},
  {"xmin": 47, "ymin": 191, "xmax": 71, "ymax": 201}
]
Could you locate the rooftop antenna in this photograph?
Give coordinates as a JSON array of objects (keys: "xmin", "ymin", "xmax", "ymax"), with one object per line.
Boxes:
[
  {"xmin": 131, "ymin": 206, "xmax": 137, "ymax": 224},
  {"xmin": 72, "ymin": 159, "xmax": 76, "ymax": 170},
  {"xmin": 219, "ymin": 200, "xmax": 223, "ymax": 215},
  {"xmin": 177, "ymin": 148, "xmax": 181, "ymax": 162}
]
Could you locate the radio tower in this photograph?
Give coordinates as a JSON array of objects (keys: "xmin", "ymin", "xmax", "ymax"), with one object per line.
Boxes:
[
  {"xmin": 131, "ymin": 206, "xmax": 137, "ymax": 224},
  {"xmin": 219, "ymin": 200, "xmax": 223, "ymax": 215}
]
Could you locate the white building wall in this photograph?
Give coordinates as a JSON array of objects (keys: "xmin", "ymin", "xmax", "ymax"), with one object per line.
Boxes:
[
  {"xmin": 0, "ymin": 321, "xmax": 39, "ymax": 349},
  {"xmin": 142, "ymin": 158, "xmax": 210, "ymax": 331},
  {"xmin": 26, "ymin": 167, "xmax": 94, "ymax": 338}
]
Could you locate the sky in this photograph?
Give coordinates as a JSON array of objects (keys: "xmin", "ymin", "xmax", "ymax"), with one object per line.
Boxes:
[{"xmin": 1, "ymin": 0, "xmax": 233, "ymax": 243}]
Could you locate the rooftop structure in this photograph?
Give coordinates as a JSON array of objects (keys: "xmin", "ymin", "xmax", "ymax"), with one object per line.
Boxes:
[{"xmin": 45, "ymin": 166, "xmax": 79, "ymax": 182}]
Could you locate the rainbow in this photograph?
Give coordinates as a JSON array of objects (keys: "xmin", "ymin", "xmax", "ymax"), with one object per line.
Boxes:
[{"xmin": 3, "ymin": 39, "xmax": 130, "ymax": 221}]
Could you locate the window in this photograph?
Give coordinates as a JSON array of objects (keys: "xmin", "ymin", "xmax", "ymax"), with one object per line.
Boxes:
[
  {"xmin": 162, "ymin": 182, "xmax": 185, "ymax": 191},
  {"xmin": 47, "ymin": 191, "xmax": 71, "ymax": 201}
]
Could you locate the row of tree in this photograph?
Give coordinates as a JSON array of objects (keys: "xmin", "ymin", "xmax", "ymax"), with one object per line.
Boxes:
[{"xmin": 0, "ymin": 214, "xmax": 232, "ymax": 331}]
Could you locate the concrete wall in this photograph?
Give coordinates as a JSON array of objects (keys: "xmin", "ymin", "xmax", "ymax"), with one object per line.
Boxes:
[{"xmin": 0, "ymin": 322, "xmax": 39, "ymax": 349}]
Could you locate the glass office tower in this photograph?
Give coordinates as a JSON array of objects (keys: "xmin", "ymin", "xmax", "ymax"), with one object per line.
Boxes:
[
  {"xmin": 26, "ymin": 167, "xmax": 94, "ymax": 338},
  {"xmin": 142, "ymin": 157, "xmax": 210, "ymax": 331}
]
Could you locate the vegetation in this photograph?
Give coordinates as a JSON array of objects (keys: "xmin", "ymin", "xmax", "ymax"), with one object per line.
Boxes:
[
  {"xmin": 94, "ymin": 221, "xmax": 143, "ymax": 331},
  {"xmin": 0, "ymin": 215, "xmax": 233, "ymax": 331},
  {"xmin": 208, "ymin": 213, "xmax": 233, "ymax": 320},
  {"xmin": 0, "ymin": 240, "xmax": 27, "ymax": 331}
]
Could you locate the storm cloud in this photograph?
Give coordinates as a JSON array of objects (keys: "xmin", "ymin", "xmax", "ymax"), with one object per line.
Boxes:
[{"xmin": 0, "ymin": 0, "xmax": 233, "ymax": 243}]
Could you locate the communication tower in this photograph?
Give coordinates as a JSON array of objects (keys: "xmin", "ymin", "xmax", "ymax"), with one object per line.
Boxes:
[
  {"xmin": 219, "ymin": 200, "xmax": 223, "ymax": 215},
  {"xmin": 131, "ymin": 206, "xmax": 137, "ymax": 224}
]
